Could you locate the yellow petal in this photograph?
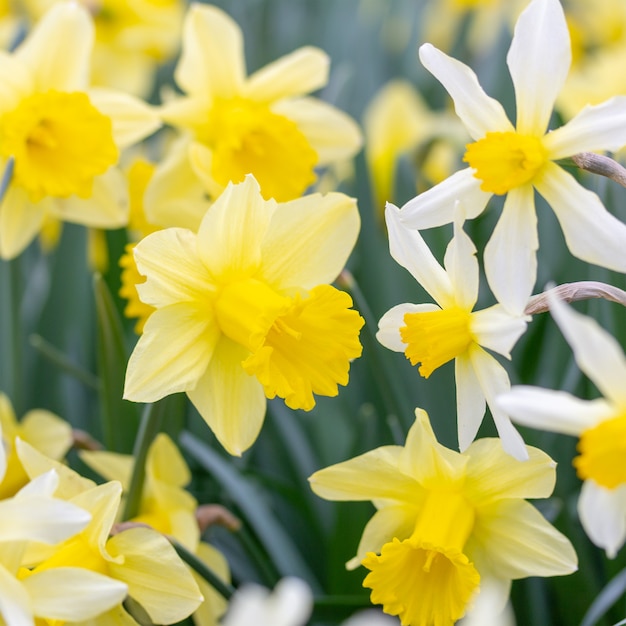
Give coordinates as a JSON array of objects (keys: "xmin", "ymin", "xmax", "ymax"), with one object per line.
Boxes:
[
  {"xmin": 191, "ymin": 542, "xmax": 230, "ymax": 626},
  {"xmin": 0, "ymin": 184, "xmax": 47, "ymax": 260},
  {"xmin": 148, "ymin": 433, "xmax": 191, "ymax": 488},
  {"xmin": 79, "ymin": 450, "xmax": 133, "ymax": 489},
  {"xmin": 19, "ymin": 410, "xmax": 72, "ymax": 461}
]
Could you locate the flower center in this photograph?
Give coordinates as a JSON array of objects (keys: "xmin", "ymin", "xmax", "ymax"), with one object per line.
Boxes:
[
  {"xmin": 0, "ymin": 90, "xmax": 118, "ymax": 202},
  {"xmin": 463, "ymin": 131, "xmax": 547, "ymax": 195},
  {"xmin": 198, "ymin": 97, "xmax": 318, "ymax": 202},
  {"xmin": 401, "ymin": 307, "xmax": 474, "ymax": 378},
  {"xmin": 242, "ymin": 284, "xmax": 364, "ymax": 410},
  {"xmin": 363, "ymin": 491, "xmax": 479, "ymax": 626},
  {"xmin": 573, "ymin": 414, "xmax": 626, "ymax": 489}
]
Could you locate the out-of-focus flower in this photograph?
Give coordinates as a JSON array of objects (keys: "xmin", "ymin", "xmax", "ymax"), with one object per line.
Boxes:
[
  {"xmin": 0, "ymin": 3, "xmax": 160, "ymax": 260},
  {"xmin": 23, "ymin": 0, "xmax": 185, "ymax": 96},
  {"xmin": 124, "ymin": 175, "xmax": 363, "ymax": 456},
  {"xmin": 81, "ymin": 432, "xmax": 230, "ymax": 625},
  {"xmin": 396, "ymin": 0, "xmax": 626, "ymax": 315},
  {"xmin": 377, "ymin": 206, "xmax": 528, "ymax": 459},
  {"xmin": 499, "ymin": 293, "xmax": 626, "ymax": 558},
  {"xmin": 0, "ymin": 392, "xmax": 72, "ymax": 498},
  {"xmin": 150, "ymin": 3, "xmax": 361, "ymax": 216},
  {"xmin": 309, "ymin": 409, "xmax": 577, "ymax": 626},
  {"xmin": 363, "ymin": 79, "xmax": 466, "ymax": 212}
]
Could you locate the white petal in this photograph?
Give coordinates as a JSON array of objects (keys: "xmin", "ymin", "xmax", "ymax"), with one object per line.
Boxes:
[
  {"xmin": 578, "ymin": 481, "xmax": 626, "ymax": 558},
  {"xmin": 376, "ymin": 303, "xmax": 438, "ymax": 353},
  {"xmin": 471, "ymin": 304, "xmax": 528, "ymax": 358},
  {"xmin": 398, "ymin": 168, "xmax": 491, "ymax": 230},
  {"xmin": 484, "ymin": 185, "xmax": 538, "ymax": 316},
  {"xmin": 0, "ymin": 185, "xmax": 47, "ymax": 261},
  {"xmin": 498, "ymin": 386, "xmax": 615, "ymax": 436},
  {"xmin": 468, "ymin": 346, "xmax": 528, "ymax": 460},
  {"xmin": 385, "ymin": 203, "xmax": 454, "ymax": 307},
  {"xmin": 444, "ymin": 213, "xmax": 478, "ymax": 310},
  {"xmin": 547, "ymin": 291, "xmax": 626, "ymax": 407},
  {"xmin": 419, "ymin": 44, "xmax": 513, "ymax": 139},
  {"xmin": 0, "ymin": 565, "xmax": 32, "ymax": 626},
  {"xmin": 507, "ymin": 0, "xmax": 570, "ymax": 135},
  {"xmin": 535, "ymin": 162, "xmax": 626, "ymax": 274},
  {"xmin": 456, "ymin": 353, "xmax": 486, "ymax": 452},
  {"xmin": 543, "ymin": 96, "xmax": 626, "ymax": 159}
]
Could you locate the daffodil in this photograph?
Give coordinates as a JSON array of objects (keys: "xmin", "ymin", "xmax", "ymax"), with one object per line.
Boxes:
[
  {"xmin": 0, "ymin": 3, "xmax": 160, "ymax": 260},
  {"xmin": 309, "ymin": 409, "xmax": 577, "ymax": 626},
  {"xmin": 149, "ymin": 3, "xmax": 361, "ymax": 215},
  {"xmin": 0, "ymin": 392, "xmax": 72, "ymax": 498},
  {"xmin": 498, "ymin": 293, "xmax": 626, "ymax": 558},
  {"xmin": 123, "ymin": 175, "xmax": 363, "ymax": 456},
  {"xmin": 377, "ymin": 204, "xmax": 528, "ymax": 459},
  {"xmin": 396, "ymin": 0, "xmax": 626, "ymax": 315}
]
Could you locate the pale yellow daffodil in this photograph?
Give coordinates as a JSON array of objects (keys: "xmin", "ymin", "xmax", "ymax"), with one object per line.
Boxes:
[
  {"xmin": 123, "ymin": 175, "xmax": 363, "ymax": 456},
  {"xmin": 0, "ymin": 392, "xmax": 72, "ymax": 498},
  {"xmin": 499, "ymin": 293, "xmax": 626, "ymax": 558},
  {"xmin": 377, "ymin": 205, "xmax": 528, "ymax": 459},
  {"xmin": 0, "ymin": 3, "xmax": 160, "ymax": 260},
  {"xmin": 309, "ymin": 409, "xmax": 577, "ymax": 626},
  {"xmin": 149, "ymin": 3, "xmax": 361, "ymax": 216},
  {"xmin": 397, "ymin": 0, "xmax": 626, "ymax": 316}
]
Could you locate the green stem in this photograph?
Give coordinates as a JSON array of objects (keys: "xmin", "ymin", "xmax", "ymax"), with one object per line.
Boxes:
[
  {"xmin": 170, "ymin": 539, "xmax": 235, "ymax": 601},
  {"xmin": 235, "ymin": 524, "xmax": 280, "ymax": 587}
]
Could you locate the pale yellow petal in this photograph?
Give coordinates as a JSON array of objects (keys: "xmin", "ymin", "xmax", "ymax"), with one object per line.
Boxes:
[
  {"xmin": 0, "ymin": 564, "xmax": 32, "ymax": 626},
  {"xmin": 260, "ymin": 191, "xmax": 359, "ymax": 290},
  {"xmin": 191, "ymin": 542, "xmax": 230, "ymax": 626},
  {"xmin": 245, "ymin": 47, "xmax": 329, "ymax": 101},
  {"xmin": 79, "ymin": 451, "xmax": 133, "ymax": 490},
  {"xmin": 19, "ymin": 410, "xmax": 72, "ymax": 461},
  {"xmin": 24, "ymin": 568, "xmax": 127, "ymax": 621},
  {"xmin": 123, "ymin": 303, "xmax": 219, "ymax": 403},
  {"xmin": 107, "ymin": 527, "xmax": 203, "ymax": 624},
  {"xmin": 175, "ymin": 4, "xmax": 245, "ymax": 99},
  {"xmin": 148, "ymin": 433, "xmax": 190, "ymax": 488},
  {"xmin": 0, "ymin": 392, "xmax": 18, "ymax": 437},
  {"xmin": 15, "ymin": 3, "xmax": 92, "ymax": 91},
  {"xmin": 0, "ymin": 184, "xmax": 47, "ymax": 260},
  {"xmin": 187, "ymin": 337, "xmax": 266, "ymax": 456},
  {"xmin": 196, "ymin": 176, "xmax": 275, "ymax": 278}
]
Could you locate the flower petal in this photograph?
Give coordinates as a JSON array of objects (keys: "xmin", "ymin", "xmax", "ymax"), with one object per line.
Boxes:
[
  {"xmin": 497, "ymin": 386, "xmax": 614, "ymax": 436},
  {"xmin": 260, "ymin": 191, "xmax": 359, "ymax": 290},
  {"xmin": 78, "ymin": 450, "xmax": 133, "ymax": 489},
  {"xmin": 455, "ymin": 353, "xmax": 486, "ymax": 452},
  {"xmin": 197, "ymin": 176, "xmax": 275, "ymax": 277},
  {"xmin": 377, "ymin": 303, "xmax": 438, "ymax": 353},
  {"xmin": 470, "ymin": 499, "xmax": 577, "ymax": 579},
  {"xmin": 133, "ymin": 228, "xmax": 215, "ymax": 308},
  {"xmin": 470, "ymin": 304, "xmax": 528, "ymax": 358},
  {"xmin": 0, "ymin": 185, "xmax": 47, "ymax": 260},
  {"xmin": 468, "ymin": 346, "xmax": 528, "ymax": 460},
  {"xmin": 107, "ymin": 527, "xmax": 203, "ymax": 624},
  {"xmin": 24, "ymin": 568, "xmax": 127, "ymax": 621},
  {"xmin": 0, "ymin": 565, "xmax": 32, "ymax": 626},
  {"xmin": 309, "ymin": 445, "xmax": 419, "ymax": 503},
  {"xmin": 175, "ymin": 4, "xmax": 245, "ymax": 99},
  {"xmin": 186, "ymin": 337, "xmax": 266, "ymax": 456},
  {"xmin": 465, "ymin": 438, "xmax": 556, "ymax": 504},
  {"xmin": 418, "ymin": 43, "xmax": 513, "ymax": 140},
  {"xmin": 535, "ymin": 162, "xmax": 626, "ymax": 274},
  {"xmin": 543, "ymin": 96, "xmax": 626, "ymax": 159},
  {"xmin": 385, "ymin": 203, "xmax": 454, "ymax": 306},
  {"xmin": 507, "ymin": 0, "xmax": 570, "ymax": 135},
  {"xmin": 444, "ymin": 212, "xmax": 478, "ymax": 310},
  {"xmin": 19, "ymin": 409, "xmax": 72, "ymax": 461},
  {"xmin": 484, "ymin": 185, "xmax": 538, "ymax": 316},
  {"xmin": 245, "ymin": 47, "xmax": 329, "ymax": 101},
  {"xmin": 88, "ymin": 88, "xmax": 161, "ymax": 149},
  {"xmin": 398, "ymin": 168, "xmax": 491, "ymax": 230},
  {"xmin": 273, "ymin": 97, "xmax": 363, "ymax": 163},
  {"xmin": 547, "ymin": 291, "xmax": 626, "ymax": 407},
  {"xmin": 16, "ymin": 3, "xmax": 92, "ymax": 91},
  {"xmin": 578, "ymin": 480, "xmax": 626, "ymax": 558},
  {"xmin": 123, "ymin": 303, "xmax": 218, "ymax": 402}
]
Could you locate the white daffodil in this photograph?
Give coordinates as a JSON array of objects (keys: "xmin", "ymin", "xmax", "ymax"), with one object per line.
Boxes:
[
  {"xmin": 396, "ymin": 0, "xmax": 626, "ymax": 315},
  {"xmin": 499, "ymin": 293, "xmax": 626, "ymax": 557},
  {"xmin": 377, "ymin": 204, "xmax": 528, "ymax": 459}
]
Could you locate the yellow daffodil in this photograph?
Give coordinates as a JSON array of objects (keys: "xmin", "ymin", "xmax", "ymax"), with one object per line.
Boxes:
[
  {"xmin": 0, "ymin": 392, "xmax": 72, "ymax": 498},
  {"xmin": 123, "ymin": 175, "xmax": 363, "ymax": 456},
  {"xmin": 377, "ymin": 205, "xmax": 528, "ymax": 459},
  {"xmin": 396, "ymin": 0, "xmax": 626, "ymax": 316},
  {"xmin": 309, "ymin": 409, "xmax": 577, "ymax": 626},
  {"xmin": 499, "ymin": 293, "xmax": 626, "ymax": 558},
  {"xmin": 0, "ymin": 3, "xmax": 160, "ymax": 260},
  {"xmin": 149, "ymin": 3, "xmax": 361, "ymax": 216}
]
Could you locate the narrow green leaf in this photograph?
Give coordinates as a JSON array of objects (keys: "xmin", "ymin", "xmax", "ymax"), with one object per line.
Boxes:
[{"xmin": 581, "ymin": 567, "xmax": 626, "ymax": 626}]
